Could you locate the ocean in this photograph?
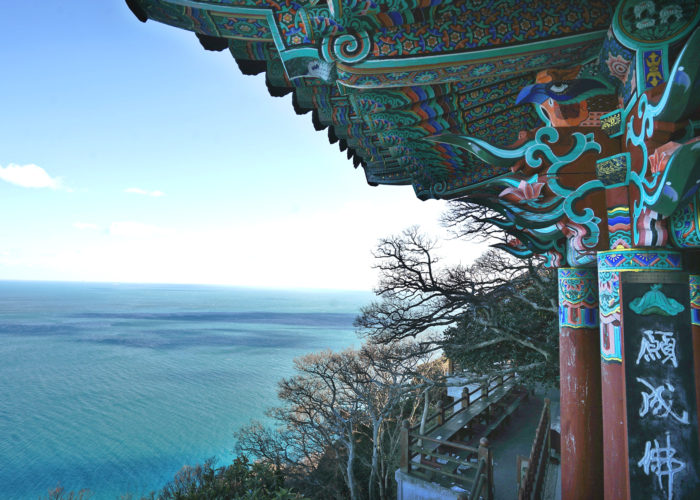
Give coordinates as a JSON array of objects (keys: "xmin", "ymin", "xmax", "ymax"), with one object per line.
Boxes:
[{"xmin": 0, "ymin": 281, "xmax": 372, "ymax": 499}]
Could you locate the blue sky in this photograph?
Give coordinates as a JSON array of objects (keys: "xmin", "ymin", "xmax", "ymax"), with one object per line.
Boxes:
[{"xmin": 0, "ymin": 1, "xmax": 481, "ymax": 290}]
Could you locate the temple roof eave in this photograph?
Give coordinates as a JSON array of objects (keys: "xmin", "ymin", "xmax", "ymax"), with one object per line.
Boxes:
[{"xmin": 126, "ymin": 0, "xmax": 617, "ymax": 199}]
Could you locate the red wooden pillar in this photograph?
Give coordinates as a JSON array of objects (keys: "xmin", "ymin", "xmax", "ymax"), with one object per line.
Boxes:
[
  {"xmin": 558, "ymin": 267, "xmax": 603, "ymax": 499},
  {"xmin": 597, "ymin": 258, "xmax": 628, "ymax": 500}
]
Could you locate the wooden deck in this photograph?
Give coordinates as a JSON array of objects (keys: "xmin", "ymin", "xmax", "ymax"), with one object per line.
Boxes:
[
  {"xmin": 421, "ymin": 381, "xmax": 529, "ymax": 455},
  {"xmin": 400, "ymin": 375, "xmax": 530, "ymax": 497}
]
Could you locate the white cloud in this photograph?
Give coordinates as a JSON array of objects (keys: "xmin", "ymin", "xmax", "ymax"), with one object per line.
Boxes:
[
  {"xmin": 125, "ymin": 187, "xmax": 165, "ymax": 197},
  {"xmin": 109, "ymin": 221, "xmax": 172, "ymax": 238},
  {"xmin": 0, "ymin": 194, "xmax": 486, "ymax": 290},
  {"xmin": 0, "ymin": 163, "xmax": 62, "ymax": 189},
  {"xmin": 73, "ymin": 222, "xmax": 99, "ymax": 230}
]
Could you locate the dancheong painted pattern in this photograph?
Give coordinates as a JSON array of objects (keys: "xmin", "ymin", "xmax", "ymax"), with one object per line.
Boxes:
[{"xmin": 126, "ymin": 0, "xmax": 700, "ymax": 265}]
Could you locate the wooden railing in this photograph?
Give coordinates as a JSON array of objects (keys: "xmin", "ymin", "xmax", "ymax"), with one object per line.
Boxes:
[
  {"xmin": 469, "ymin": 449, "xmax": 492, "ymax": 500},
  {"xmin": 412, "ymin": 373, "xmax": 516, "ymax": 436},
  {"xmin": 518, "ymin": 398, "xmax": 551, "ymax": 500},
  {"xmin": 397, "ymin": 373, "xmax": 518, "ymax": 499},
  {"xmin": 400, "ymin": 422, "xmax": 493, "ymax": 499}
]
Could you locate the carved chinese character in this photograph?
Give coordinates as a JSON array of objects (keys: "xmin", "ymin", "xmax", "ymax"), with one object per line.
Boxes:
[
  {"xmin": 636, "ymin": 330, "xmax": 678, "ymax": 367},
  {"xmin": 638, "ymin": 432, "xmax": 686, "ymax": 500},
  {"xmin": 637, "ymin": 378, "xmax": 689, "ymax": 424}
]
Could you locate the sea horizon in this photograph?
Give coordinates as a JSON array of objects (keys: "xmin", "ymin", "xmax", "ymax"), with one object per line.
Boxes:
[
  {"xmin": 0, "ymin": 281, "xmax": 372, "ymax": 499},
  {"xmin": 0, "ymin": 278, "xmax": 374, "ymax": 294}
]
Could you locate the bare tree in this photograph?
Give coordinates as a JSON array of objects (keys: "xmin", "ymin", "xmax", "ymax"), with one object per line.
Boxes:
[
  {"xmin": 334, "ymin": 342, "xmax": 434, "ymax": 499},
  {"xmin": 440, "ymin": 199, "xmax": 512, "ymax": 244},
  {"xmin": 236, "ymin": 342, "xmax": 440, "ymax": 500},
  {"xmin": 278, "ymin": 351, "xmax": 364, "ymax": 500},
  {"xmin": 355, "ymin": 226, "xmax": 558, "ymax": 385},
  {"xmin": 235, "ymin": 351, "xmax": 356, "ymax": 498}
]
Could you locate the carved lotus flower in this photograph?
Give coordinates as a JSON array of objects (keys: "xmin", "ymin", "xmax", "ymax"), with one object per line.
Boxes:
[
  {"xmin": 648, "ymin": 141, "xmax": 681, "ymax": 174},
  {"xmin": 499, "ymin": 179, "xmax": 545, "ymax": 203}
]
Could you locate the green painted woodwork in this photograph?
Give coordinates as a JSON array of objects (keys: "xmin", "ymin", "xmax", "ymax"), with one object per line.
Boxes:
[
  {"xmin": 128, "ymin": 0, "xmax": 700, "ymax": 266},
  {"xmin": 629, "ymin": 284, "xmax": 685, "ymax": 316}
]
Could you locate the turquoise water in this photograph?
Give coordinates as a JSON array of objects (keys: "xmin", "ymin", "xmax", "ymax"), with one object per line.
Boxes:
[{"xmin": 0, "ymin": 281, "xmax": 371, "ymax": 499}]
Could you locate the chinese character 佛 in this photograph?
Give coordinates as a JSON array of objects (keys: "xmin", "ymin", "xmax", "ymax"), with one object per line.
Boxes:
[{"xmin": 638, "ymin": 432, "xmax": 686, "ymax": 500}]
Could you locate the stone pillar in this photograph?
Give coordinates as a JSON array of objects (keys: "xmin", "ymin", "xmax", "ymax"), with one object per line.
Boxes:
[
  {"xmin": 558, "ymin": 268, "xmax": 603, "ymax": 500},
  {"xmin": 597, "ymin": 249, "xmax": 700, "ymax": 499}
]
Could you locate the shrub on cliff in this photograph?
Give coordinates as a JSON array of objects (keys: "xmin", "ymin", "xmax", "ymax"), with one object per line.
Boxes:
[{"xmin": 155, "ymin": 456, "xmax": 306, "ymax": 500}]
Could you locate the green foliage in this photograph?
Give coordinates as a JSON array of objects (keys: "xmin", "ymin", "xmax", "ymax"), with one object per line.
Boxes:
[
  {"xmin": 41, "ymin": 457, "xmax": 304, "ymax": 500},
  {"xmin": 156, "ymin": 456, "xmax": 306, "ymax": 500},
  {"xmin": 443, "ymin": 267, "xmax": 559, "ymax": 387}
]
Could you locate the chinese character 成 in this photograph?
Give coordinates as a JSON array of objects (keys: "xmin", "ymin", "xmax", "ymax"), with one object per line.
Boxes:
[{"xmin": 637, "ymin": 378, "xmax": 689, "ymax": 424}]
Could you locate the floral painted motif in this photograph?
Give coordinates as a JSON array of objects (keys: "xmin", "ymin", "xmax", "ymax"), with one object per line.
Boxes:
[
  {"xmin": 499, "ymin": 179, "xmax": 545, "ymax": 203},
  {"xmin": 558, "ymin": 268, "xmax": 599, "ymax": 329},
  {"xmin": 598, "ymin": 30, "xmax": 635, "ymax": 102},
  {"xmin": 618, "ymin": 0, "xmax": 699, "ymax": 43},
  {"xmin": 606, "ymin": 53, "xmax": 632, "ymax": 83},
  {"xmin": 669, "ymin": 194, "xmax": 700, "ymax": 248},
  {"xmin": 371, "ymin": 0, "xmax": 614, "ymax": 58}
]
